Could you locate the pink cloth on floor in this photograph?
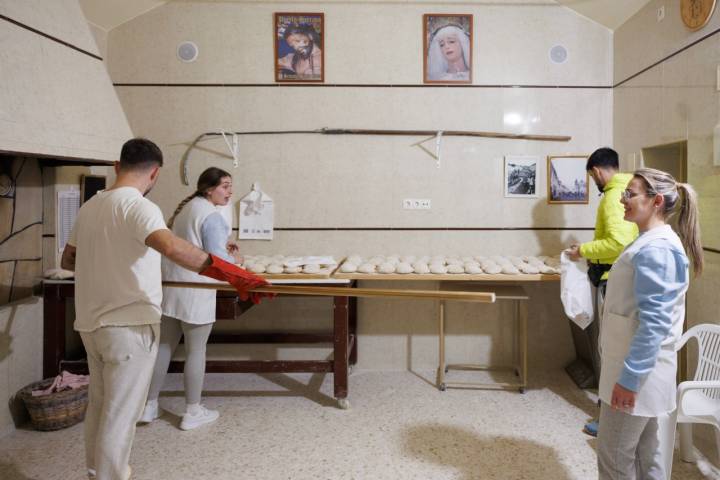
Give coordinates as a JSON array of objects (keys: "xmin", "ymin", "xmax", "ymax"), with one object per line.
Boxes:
[{"xmin": 31, "ymin": 371, "xmax": 89, "ymax": 396}]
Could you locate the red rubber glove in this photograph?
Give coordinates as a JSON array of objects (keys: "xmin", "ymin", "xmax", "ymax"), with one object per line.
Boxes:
[{"xmin": 200, "ymin": 254, "xmax": 274, "ymax": 304}]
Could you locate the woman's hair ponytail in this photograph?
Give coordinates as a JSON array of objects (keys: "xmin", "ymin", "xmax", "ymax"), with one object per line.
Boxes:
[
  {"xmin": 634, "ymin": 168, "xmax": 704, "ymax": 276},
  {"xmin": 676, "ymin": 182, "xmax": 703, "ymax": 276},
  {"xmin": 167, "ymin": 192, "xmax": 201, "ymax": 229}
]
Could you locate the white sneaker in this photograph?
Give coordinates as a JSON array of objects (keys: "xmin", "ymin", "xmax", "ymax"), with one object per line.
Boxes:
[
  {"xmin": 180, "ymin": 405, "xmax": 219, "ymax": 431},
  {"xmin": 137, "ymin": 402, "xmax": 161, "ymax": 424}
]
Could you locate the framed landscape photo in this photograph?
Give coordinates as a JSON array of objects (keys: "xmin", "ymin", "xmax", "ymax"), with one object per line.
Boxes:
[
  {"xmin": 504, "ymin": 155, "xmax": 539, "ymax": 198},
  {"xmin": 423, "ymin": 14, "xmax": 473, "ymax": 84},
  {"xmin": 274, "ymin": 13, "xmax": 324, "ymax": 82},
  {"xmin": 547, "ymin": 155, "xmax": 589, "ymax": 204}
]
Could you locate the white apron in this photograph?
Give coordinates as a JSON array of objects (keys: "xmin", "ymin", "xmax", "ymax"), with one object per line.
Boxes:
[
  {"xmin": 161, "ymin": 197, "xmax": 223, "ymax": 325},
  {"xmin": 599, "ymin": 225, "xmax": 688, "ymax": 417}
]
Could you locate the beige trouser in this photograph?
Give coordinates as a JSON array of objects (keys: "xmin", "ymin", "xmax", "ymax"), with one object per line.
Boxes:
[{"xmin": 80, "ymin": 324, "xmax": 160, "ymax": 480}]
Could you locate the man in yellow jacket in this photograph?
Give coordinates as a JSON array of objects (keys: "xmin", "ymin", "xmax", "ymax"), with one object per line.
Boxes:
[{"xmin": 566, "ymin": 147, "xmax": 638, "ymax": 436}]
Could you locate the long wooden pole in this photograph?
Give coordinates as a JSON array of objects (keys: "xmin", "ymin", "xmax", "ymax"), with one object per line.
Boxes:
[
  {"xmin": 203, "ymin": 128, "xmax": 570, "ymax": 142},
  {"xmin": 163, "ymin": 281, "xmax": 496, "ymax": 303},
  {"xmin": 183, "ymin": 128, "xmax": 570, "ymax": 184}
]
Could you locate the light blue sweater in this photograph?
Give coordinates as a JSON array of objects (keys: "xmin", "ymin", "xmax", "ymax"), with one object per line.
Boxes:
[
  {"xmin": 618, "ymin": 239, "xmax": 689, "ymax": 392},
  {"xmin": 200, "ymin": 212, "xmax": 234, "ymax": 263}
]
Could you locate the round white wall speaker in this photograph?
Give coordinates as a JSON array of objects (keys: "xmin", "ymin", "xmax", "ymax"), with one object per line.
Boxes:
[
  {"xmin": 177, "ymin": 41, "xmax": 198, "ymax": 63},
  {"xmin": 549, "ymin": 45, "xmax": 568, "ymax": 64}
]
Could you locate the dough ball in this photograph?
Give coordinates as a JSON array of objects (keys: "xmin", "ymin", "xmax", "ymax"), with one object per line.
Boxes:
[
  {"xmin": 340, "ymin": 262, "xmax": 357, "ymax": 273},
  {"xmin": 413, "ymin": 263, "xmax": 430, "ymax": 274},
  {"xmin": 464, "ymin": 261, "xmax": 480, "ymax": 269},
  {"xmin": 446, "ymin": 258, "xmax": 463, "ymax": 266},
  {"xmin": 519, "ymin": 264, "xmax": 540, "ymax": 274},
  {"xmin": 358, "ymin": 263, "xmax": 376, "ymax": 274},
  {"xmin": 461, "ymin": 256, "xmax": 475, "ymax": 263},
  {"xmin": 417, "ymin": 256, "xmax": 431, "ymax": 264},
  {"xmin": 430, "ymin": 255, "xmax": 445, "ymax": 264},
  {"xmin": 544, "ymin": 257, "xmax": 561, "ymax": 268},
  {"xmin": 386, "ymin": 254, "xmax": 401, "ymax": 262},
  {"xmin": 400, "ymin": 255, "xmax": 416, "ymax": 263},
  {"xmin": 284, "ymin": 266, "xmax": 302, "ymax": 274},
  {"xmin": 430, "ymin": 264, "xmax": 448, "ymax": 274},
  {"xmin": 303, "ymin": 264, "xmax": 321, "ymax": 274},
  {"xmin": 396, "ymin": 262, "xmax": 414, "ymax": 274},
  {"xmin": 510, "ymin": 258, "xmax": 525, "ymax": 268},
  {"xmin": 447, "ymin": 264, "xmax": 465, "ymax": 274},
  {"xmin": 482, "ymin": 263, "xmax": 502, "ymax": 274},
  {"xmin": 465, "ymin": 265, "xmax": 483, "ymax": 274},
  {"xmin": 347, "ymin": 255, "xmax": 363, "ymax": 265},
  {"xmin": 474, "ymin": 255, "xmax": 487, "ymax": 262},
  {"xmin": 539, "ymin": 265, "xmax": 559, "ymax": 274},
  {"xmin": 266, "ymin": 264, "xmax": 284, "ymax": 274},
  {"xmin": 368, "ymin": 256, "xmax": 385, "ymax": 266},
  {"xmin": 501, "ymin": 264, "xmax": 520, "ymax": 274},
  {"xmin": 249, "ymin": 264, "xmax": 266, "ymax": 274},
  {"xmin": 377, "ymin": 262, "xmax": 396, "ymax": 274}
]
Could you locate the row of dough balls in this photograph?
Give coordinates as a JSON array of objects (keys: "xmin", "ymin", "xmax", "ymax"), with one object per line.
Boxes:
[
  {"xmin": 241, "ymin": 255, "xmax": 331, "ymax": 275},
  {"xmin": 339, "ymin": 255, "xmax": 560, "ymax": 275}
]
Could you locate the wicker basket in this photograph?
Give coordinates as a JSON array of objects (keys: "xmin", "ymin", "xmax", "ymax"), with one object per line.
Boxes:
[{"xmin": 18, "ymin": 378, "xmax": 88, "ymax": 431}]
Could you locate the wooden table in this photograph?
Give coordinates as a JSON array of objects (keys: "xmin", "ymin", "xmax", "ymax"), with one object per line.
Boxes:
[
  {"xmin": 42, "ymin": 278, "xmax": 358, "ymax": 409},
  {"xmin": 333, "ymin": 272, "xmax": 558, "ymax": 392}
]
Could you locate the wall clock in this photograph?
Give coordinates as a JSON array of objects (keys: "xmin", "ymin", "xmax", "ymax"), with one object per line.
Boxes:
[{"xmin": 681, "ymin": 0, "xmax": 717, "ymax": 30}]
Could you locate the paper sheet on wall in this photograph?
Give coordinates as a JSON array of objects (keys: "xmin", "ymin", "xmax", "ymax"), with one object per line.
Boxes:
[
  {"xmin": 57, "ymin": 189, "xmax": 80, "ymax": 253},
  {"xmin": 238, "ymin": 183, "xmax": 274, "ymax": 240}
]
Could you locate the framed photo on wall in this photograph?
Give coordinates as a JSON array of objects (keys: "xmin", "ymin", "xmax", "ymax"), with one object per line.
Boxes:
[
  {"xmin": 423, "ymin": 14, "xmax": 473, "ymax": 84},
  {"xmin": 504, "ymin": 155, "xmax": 539, "ymax": 198},
  {"xmin": 274, "ymin": 12, "xmax": 324, "ymax": 83},
  {"xmin": 547, "ymin": 155, "xmax": 589, "ymax": 204}
]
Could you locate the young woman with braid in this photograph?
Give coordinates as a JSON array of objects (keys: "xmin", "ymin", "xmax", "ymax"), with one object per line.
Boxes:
[
  {"xmin": 597, "ymin": 168, "xmax": 704, "ymax": 479},
  {"xmin": 139, "ymin": 167, "xmax": 242, "ymax": 430}
]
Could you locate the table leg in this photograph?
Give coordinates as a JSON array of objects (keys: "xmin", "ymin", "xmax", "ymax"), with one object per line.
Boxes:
[
  {"xmin": 520, "ymin": 300, "xmax": 528, "ymax": 393},
  {"xmin": 437, "ymin": 300, "xmax": 446, "ymax": 391},
  {"xmin": 349, "ymin": 292, "xmax": 358, "ymax": 366},
  {"xmin": 333, "ymin": 295, "xmax": 349, "ymax": 408},
  {"xmin": 43, "ymin": 284, "xmax": 66, "ymax": 378}
]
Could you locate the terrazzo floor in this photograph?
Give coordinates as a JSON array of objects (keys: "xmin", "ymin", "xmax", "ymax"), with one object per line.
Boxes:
[{"xmin": 1, "ymin": 370, "xmax": 718, "ymax": 480}]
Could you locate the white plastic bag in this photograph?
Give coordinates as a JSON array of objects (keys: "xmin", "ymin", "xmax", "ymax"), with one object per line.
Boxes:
[
  {"xmin": 238, "ymin": 182, "xmax": 274, "ymax": 240},
  {"xmin": 560, "ymin": 251, "xmax": 594, "ymax": 329}
]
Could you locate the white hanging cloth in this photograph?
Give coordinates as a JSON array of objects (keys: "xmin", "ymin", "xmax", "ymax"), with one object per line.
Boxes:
[{"xmin": 238, "ymin": 182, "xmax": 274, "ymax": 240}]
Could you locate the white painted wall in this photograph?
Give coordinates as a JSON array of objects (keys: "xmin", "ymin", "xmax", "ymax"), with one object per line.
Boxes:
[
  {"xmin": 106, "ymin": 1, "xmax": 612, "ymax": 372},
  {"xmin": 0, "ymin": 0, "xmax": 132, "ymax": 161},
  {"xmin": 0, "ymin": 297, "xmax": 43, "ymax": 437}
]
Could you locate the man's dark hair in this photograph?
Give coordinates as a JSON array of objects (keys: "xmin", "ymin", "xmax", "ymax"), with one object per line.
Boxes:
[
  {"xmin": 586, "ymin": 147, "xmax": 619, "ymax": 171},
  {"xmin": 119, "ymin": 138, "xmax": 163, "ymax": 170}
]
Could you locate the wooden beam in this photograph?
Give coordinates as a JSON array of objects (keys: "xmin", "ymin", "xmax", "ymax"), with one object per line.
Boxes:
[{"xmin": 163, "ymin": 281, "xmax": 496, "ymax": 303}]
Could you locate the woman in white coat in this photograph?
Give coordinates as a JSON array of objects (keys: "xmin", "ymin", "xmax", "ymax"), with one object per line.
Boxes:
[
  {"xmin": 597, "ymin": 168, "xmax": 704, "ymax": 479},
  {"xmin": 139, "ymin": 167, "xmax": 241, "ymax": 430}
]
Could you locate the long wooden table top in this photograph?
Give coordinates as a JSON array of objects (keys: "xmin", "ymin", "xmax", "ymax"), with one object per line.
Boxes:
[{"xmin": 331, "ymin": 272, "xmax": 559, "ymax": 281}]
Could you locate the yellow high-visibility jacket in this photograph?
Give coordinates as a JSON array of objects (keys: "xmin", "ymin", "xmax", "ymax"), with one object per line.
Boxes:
[{"xmin": 580, "ymin": 172, "xmax": 639, "ymax": 279}]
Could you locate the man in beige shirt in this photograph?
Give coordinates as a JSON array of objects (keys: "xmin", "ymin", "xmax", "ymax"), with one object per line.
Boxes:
[{"xmin": 62, "ymin": 138, "xmax": 268, "ymax": 480}]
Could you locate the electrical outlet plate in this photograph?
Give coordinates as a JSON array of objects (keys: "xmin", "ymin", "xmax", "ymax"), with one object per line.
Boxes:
[
  {"xmin": 403, "ymin": 198, "xmax": 431, "ymax": 210},
  {"xmin": 657, "ymin": 5, "xmax": 665, "ymax": 22}
]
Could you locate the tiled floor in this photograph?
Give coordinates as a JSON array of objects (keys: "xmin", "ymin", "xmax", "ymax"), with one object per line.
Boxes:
[{"xmin": 0, "ymin": 370, "xmax": 717, "ymax": 479}]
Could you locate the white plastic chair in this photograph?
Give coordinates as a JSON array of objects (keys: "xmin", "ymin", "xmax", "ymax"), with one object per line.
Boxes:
[{"xmin": 675, "ymin": 323, "xmax": 720, "ymax": 463}]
